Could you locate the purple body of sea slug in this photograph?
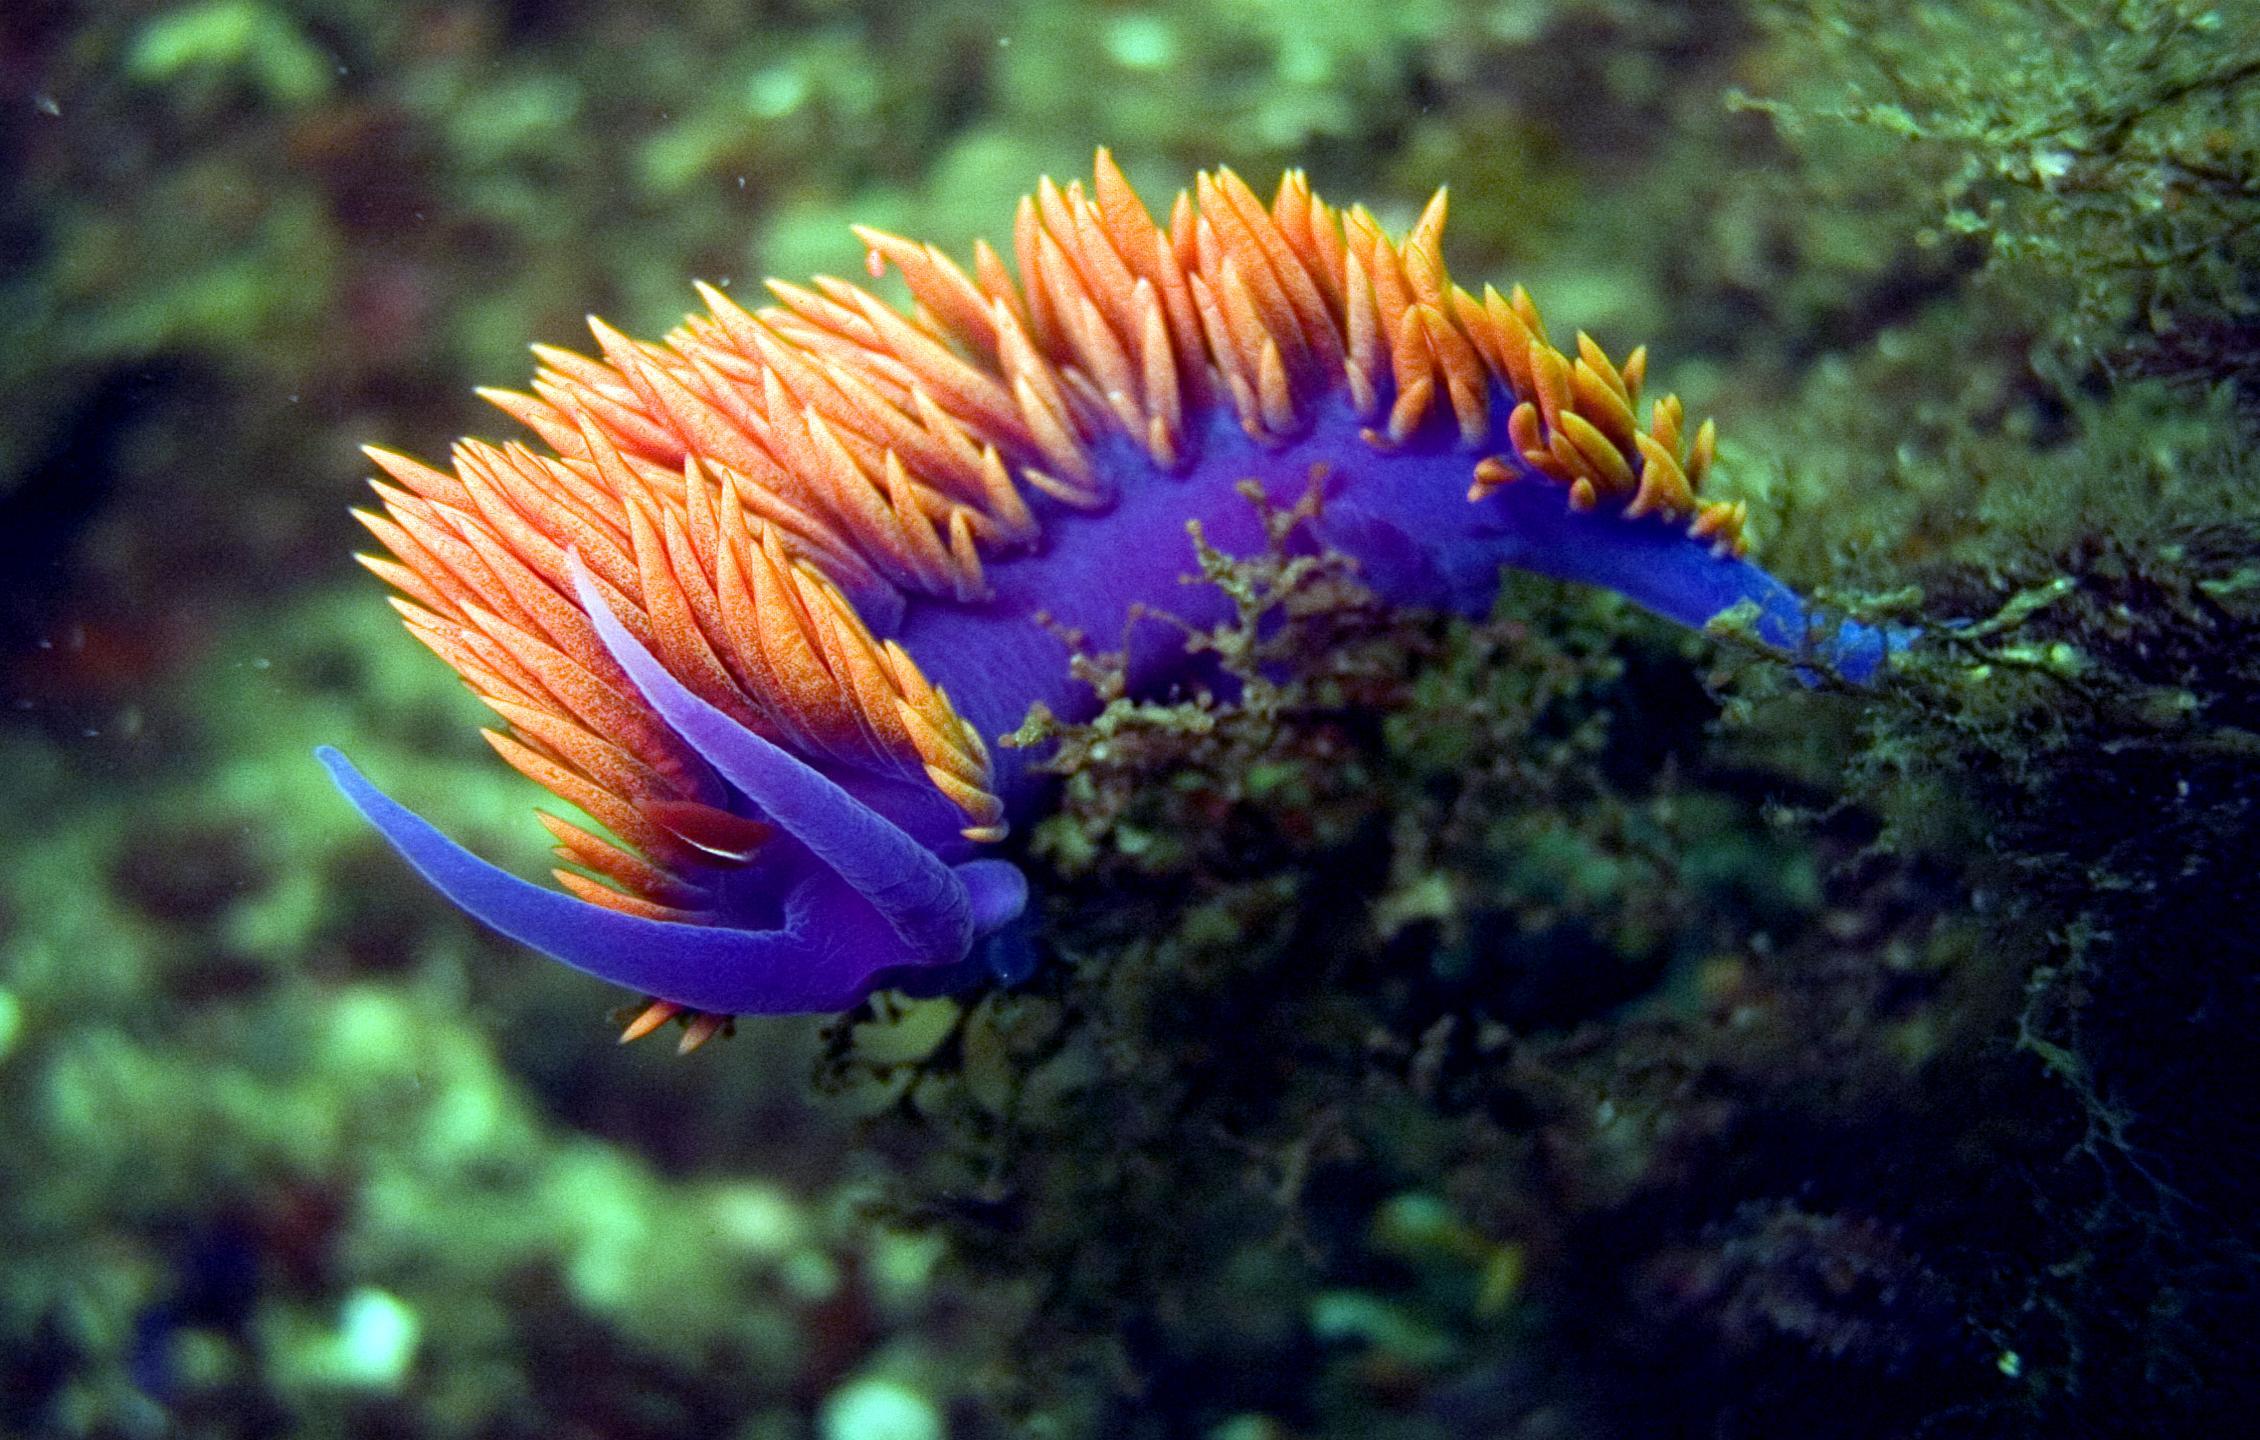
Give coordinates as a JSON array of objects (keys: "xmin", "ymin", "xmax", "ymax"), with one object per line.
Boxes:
[{"xmin": 319, "ymin": 152, "xmax": 1891, "ymax": 1049}]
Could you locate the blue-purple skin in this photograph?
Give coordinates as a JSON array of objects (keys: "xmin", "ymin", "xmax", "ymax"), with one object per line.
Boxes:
[{"xmin": 323, "ymin": 384, "xmax": 1893, "ymax": 1016}]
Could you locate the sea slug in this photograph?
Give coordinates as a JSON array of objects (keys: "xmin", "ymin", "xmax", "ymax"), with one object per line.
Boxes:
[{"xmin": 320, "ymin": 152, "xmax": 1888, "ymax": 1049}]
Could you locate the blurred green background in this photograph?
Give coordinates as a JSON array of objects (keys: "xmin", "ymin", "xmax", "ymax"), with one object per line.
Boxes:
[{"xmin": 4, "ymin": 2, "xmax": 2257, "ymax": 1437}]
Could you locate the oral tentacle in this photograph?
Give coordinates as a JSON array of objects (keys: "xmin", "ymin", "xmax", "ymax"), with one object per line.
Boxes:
[{"xmin": 318, "ymin": 746, "xmax": 918, "ymax": 1013}]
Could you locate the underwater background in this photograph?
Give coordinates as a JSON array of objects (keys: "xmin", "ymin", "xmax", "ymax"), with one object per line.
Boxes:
[{"xmin": 5, "ymin": 1, "xmax": 2259, "ymax": 1436}]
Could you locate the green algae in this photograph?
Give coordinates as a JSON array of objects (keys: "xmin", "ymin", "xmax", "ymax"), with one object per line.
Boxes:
[
  {"xmin": 1742, "ymin": 0, "xmax": 2260, "ymax": 392},
  {"xmin": 126, "ymin": 1, "xmax": 335, "ymax": 111}
]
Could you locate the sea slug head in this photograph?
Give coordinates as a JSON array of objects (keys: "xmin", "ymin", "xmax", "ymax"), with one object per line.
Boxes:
[{"xmin": 319, "ymin": 426, "xmax": 1030, "ymax": 1046}]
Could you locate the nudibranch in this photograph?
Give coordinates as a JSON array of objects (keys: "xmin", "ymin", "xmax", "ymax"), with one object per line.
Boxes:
[{"xmin": 321, "ymin": 151, "xmax": 1889, "ymax": 1049}]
